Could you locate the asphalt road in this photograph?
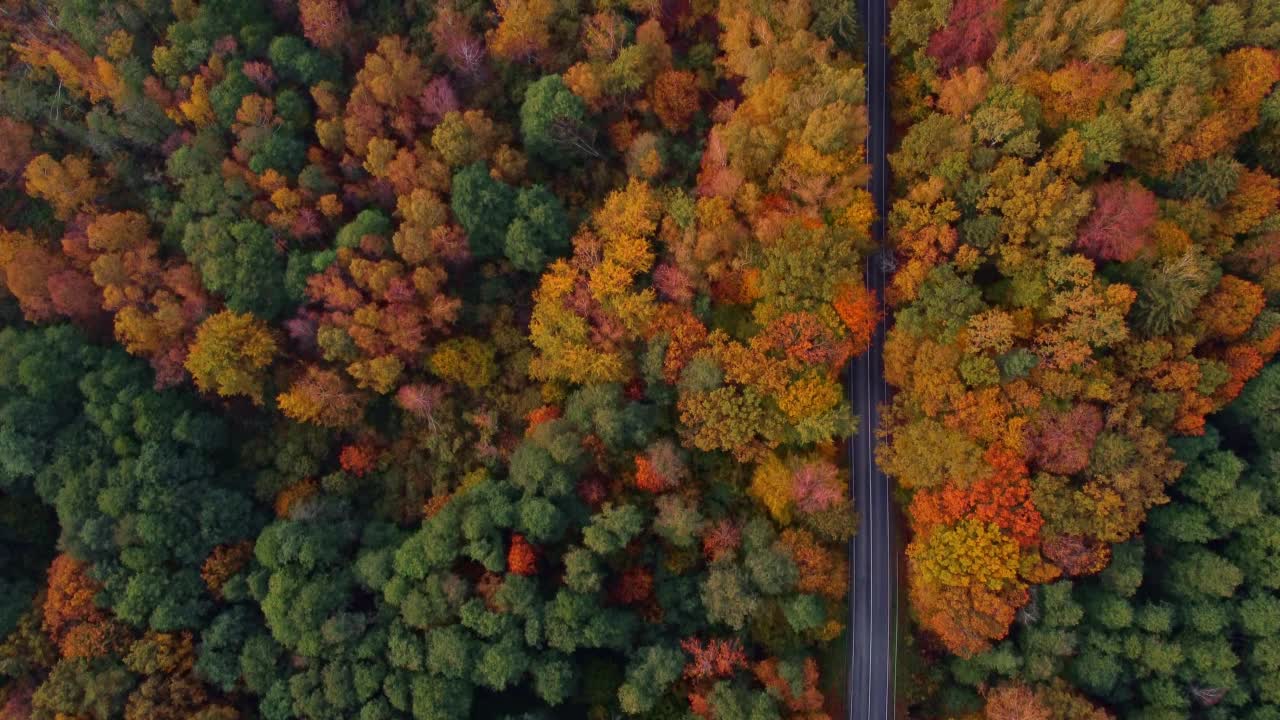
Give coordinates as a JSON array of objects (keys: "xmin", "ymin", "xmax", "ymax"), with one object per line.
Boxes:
[{"xmin": 846, "ymin": 0, "xmax": 897, "ymax": 715}]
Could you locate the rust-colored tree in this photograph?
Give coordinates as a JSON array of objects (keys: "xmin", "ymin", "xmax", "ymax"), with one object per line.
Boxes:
[
  {"xmin": 926, "ymin": 0, "xmax": 1005, "ymax": 74},
  {"xmin": 298, "ymin": 0, "xmax": 349, "ymax": 50},
  {"xmin": 507, "ymin": 534, "xmax": 537, "ymax": 575},
  {"xmin": 1075, "ymin": 181, "xmax": 1158, "ymax": 262},
  {"xmin": 43, "ymin": 555, "xmax": 128, "ymax": 659}
]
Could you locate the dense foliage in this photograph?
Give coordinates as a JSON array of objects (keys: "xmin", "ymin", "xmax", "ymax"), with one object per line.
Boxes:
[
  {"xmin": 886, "ymin": 0, "xmax": 1280, "ymax": 716},
  {"xmin": 10, "ymin": 0, "xmax": 1276, "ymax": 716},
  {"xmin": 0, "ymin": 0, "xmax": 872, "ymax": 718},
  {"xmin": 914, "ymin": 365, "xmax": 1280, "ymax": 720}
]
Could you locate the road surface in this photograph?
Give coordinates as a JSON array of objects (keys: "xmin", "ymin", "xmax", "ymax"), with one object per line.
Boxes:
[{"xmin": 846, "ymin": 0, "xmax": 897, "ymax": 716}]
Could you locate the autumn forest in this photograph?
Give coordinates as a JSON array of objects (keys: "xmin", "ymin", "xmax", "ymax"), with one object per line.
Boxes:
[{"xmin": 0, "ymin": 0, "xmax": 1278, "ymax": 718}]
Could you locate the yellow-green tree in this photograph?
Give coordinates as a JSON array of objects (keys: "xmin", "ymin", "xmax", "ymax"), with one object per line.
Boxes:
[{"xmin": 185, "ymin": 311, "xmax": 278, "ymax": 403}]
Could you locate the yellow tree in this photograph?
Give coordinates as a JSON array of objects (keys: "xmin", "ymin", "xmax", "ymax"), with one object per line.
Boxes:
[
  {"xmin": 906, "ymin": 519, "xmax": 1030, "ymax": 657},
  {"xmin": 185, "ymin": 311, "xmax": 278, "ymax": 403},
  {"xmin": 24, "ymin": 154, "xmax": 102, "ymax": 219},
  {"xmin": 749, "ymin": 453, "xmax": 793, "ymax": 524},
  {"xmin": 528, "ymin": 180, "xmax": 661, "ymax": 384},
  {"xmin": 487, "ymin": 0, "xmax": 555, "ymax": 64},
  {"xmin": 429, "ymin": 337, "xmax": 496, "ymax": 389}
]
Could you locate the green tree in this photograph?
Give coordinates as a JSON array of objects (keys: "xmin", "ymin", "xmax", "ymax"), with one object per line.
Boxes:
[
  {"xmin": 31, "ymin": 657, "xmax": 136, "ymax": 720},
  {"xmin": 702, "ymin": 563, "xmax": 759, "ymax": 630},
  {"xmin": 617, "ymin": 644, "xmax": 684, "ymax": 715},
  {"xmin": 520, "ymin": 75, "xmax": 594, "ymax": 164},
  {"xmin": 505, "ymin": 184, "xmax": 571, "ymax": 272},
  {"xmin": 450, "ymin": 163, "xmax": 517, "ymax": 260},
  {"xmin": 183, "ymin": 217, "xmax": 288, "ymax": 319},
  {"xmin": 582, "ymin": 504, "xmax": 645, "ymax": 556},
  {"xmin": 336, "ymin": 209, "xmax": 393, "ymax": 249}
]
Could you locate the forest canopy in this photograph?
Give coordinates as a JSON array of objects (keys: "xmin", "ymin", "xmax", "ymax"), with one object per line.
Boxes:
[
  {"xmin": 0, "ymin": 0, "xmax": 872, "ymax": 719},
  {"xmin": 6, "ymin": 0, "xmax": 1280, "ymax": 718},
  {"xmin": 886, "ymin": 0, "xmax": 1280, "ymax": 716}
]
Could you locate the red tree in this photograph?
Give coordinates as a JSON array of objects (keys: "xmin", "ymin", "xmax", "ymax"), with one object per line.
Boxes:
[
  {"xmin": 650, "ymin": 70, "xmax": 700, "ymax": 132},
  {"xmin": 984, "ymin": 684, "xmax": 1052, "ymax": 720},
  {"xmin": 0, "ymin": 117, "xmax": 34, "ymax": 176},
  {"xmin": 753, "ymin": 657, "xmax": 827, "ymax": 715},
  {"xmin": 44, "ymin": 554, "xmax": 126, "ymax": 659},
  {"xmin": 507, "ymin": 534, "xmax": 537, "ymax": 575},
  {"xmin": 680, "ymin": 637, "xmax": 747, "ymax": 680},
  {"xmin": 396, "ymin": 383, "xmax": 445, "ymax": 423},
  {"xmin": 761, "ymin": 312, "xmax": 850, "ymax": 368},
  {"xmin": 610, "ymin": 567, "xmax": 654, "ymax": 605},
  {"xmin": 701, "ymin": 520, "xmax": 741, "ymax": 562},
  {"xmin": 418, "ymin": 75, "xmax": 460, "ymax": 127},
  {"xmin": 1042, "ymin": 534, "xmax": 1111, "ymax": 576},
  {"xmin": 926, "ymin": 0, "xmax": 1006, "ymax": 74},
  {"xmin": 834, "ymin": 284, "xmax": 881, "ymax": 357},
  {"xmin": 910, "ymin": 446, "xmax": 1044, "ymax": 547},
  {"xmin": 0, "ymin": 232, "xmax": 72, "ymax": 323},
  {"xmin": 1199, "ymin": 275, "xmax": 1266, "ymax": 340},
  {"xmin": 429, "ymin": 7, "xmax": 487, "ymax": 79},
  {"xmin": 524, "ymin": 404, "xmax": 561, "ymax": 435},
  {"xmin": 653, "ymin": 262, "xmax": 695, "ymax": 303},
  {"xmin": 1076, "ymin": 180, "xmax": 1159, "ymax": 262},
  {"xmin": 298, "ymin": 0, "xmax": 349, "ymax": 50},
  {"xmin": 47, "ymin": 268, "xmax": 104, "ymax": 323},
  {"xmin": 201, "ymin": 541, "xmax": 255, "ymax": 599},
  {"xmin": 791, "ymin": 461, "xmax": 843, "ymax": 513},
  {"xmin": 339, "ymin": 442, "xmax": 379, "ymax": 477},
  {"xmin": 576, "ymin": 476, "xmax": 608, "ymax": 508},
  {"xmin": 1024, "ymin": 404, "xmax": 1104, "ymax": 475},
  {"xmin": 634, "ymin": 456, "xmax": 666, "ymax": 492},
  {"xmin": 634, "ymin": 440, "xmax": 688, "ymax": 493}
]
